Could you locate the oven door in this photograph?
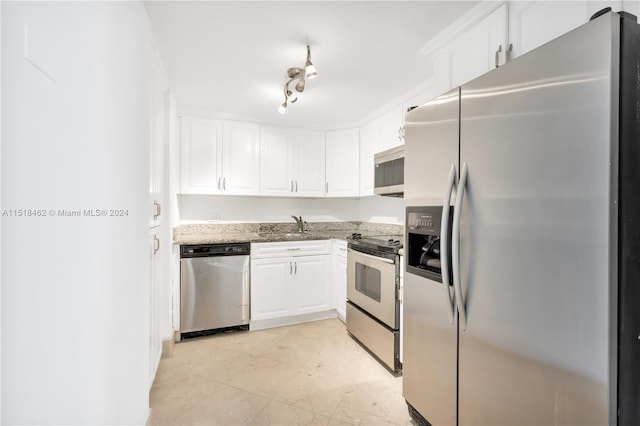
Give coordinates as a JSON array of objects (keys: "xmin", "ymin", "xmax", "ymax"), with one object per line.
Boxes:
[{"xmin": 347, "ymin": 248, "xmax": 397, "ymax": 329}]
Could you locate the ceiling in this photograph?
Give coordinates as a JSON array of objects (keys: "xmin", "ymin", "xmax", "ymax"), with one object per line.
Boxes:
[{"xmin": 145, "ymin": 1, "xmax": 479, "ymax": 127}]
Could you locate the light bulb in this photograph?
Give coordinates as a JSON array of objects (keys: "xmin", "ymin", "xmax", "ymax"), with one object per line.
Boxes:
[
  {"xmin": 287, "ymin": 90, "xmax": 298, "ymax": 103},
  {"xmin": 305, "ymin": 64, "xmax": 317, "ymax": 79},
  {"xmin": 278, "ymin": 103, "xmax": 287, "ymax": 114}
]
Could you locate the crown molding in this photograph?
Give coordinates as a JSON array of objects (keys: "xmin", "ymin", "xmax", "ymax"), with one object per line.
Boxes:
[{"xmin": 418, "ymin": 0, "xmax": 508, "ymax": 58}]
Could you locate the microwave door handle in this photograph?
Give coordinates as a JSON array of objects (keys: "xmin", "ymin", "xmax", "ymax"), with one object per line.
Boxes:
[
  {"xmin": 347, "ymin": 248, "xmax": 394, "ymax": 265},
  {"xmin": 440, "ymin": 164, "xmax": 457, "ymax": 325},
  {"xmin": 452, "ymin": 162, "xmax": 468, "ymax": 331}
]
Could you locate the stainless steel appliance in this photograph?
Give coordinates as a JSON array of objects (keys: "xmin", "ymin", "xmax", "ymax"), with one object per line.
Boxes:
[
  {"xmin": 179, "ymin": 243, "xmax": 250, "ymax": 338},
  {"xmin": 374, "ymin": 145, "xmax": 404, "ymax": 197},
  {"xmin": 403, "ymin": 10, "xmax": 640, "ymax": 425},
  {"xmin": 346, "ymin": 233, "xmax": 402, "ymax": 373}
]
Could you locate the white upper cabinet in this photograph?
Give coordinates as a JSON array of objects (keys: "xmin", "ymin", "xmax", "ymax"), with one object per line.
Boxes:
[
  {"xmin": 260, "ymin": 127, "xmax": 325, "ymax": 197},
  {"xmin": 359, "ymin": 120, "xmax": 379, "ymax": 197},
  {"xmin": 325, "ymin": 128, "xmax": 360, "ymax": 197},
  {"xmin": 260, "ymin": 126, "xmax": 294, "ymax": 195},
  {"xmin": 180, "ymin": 116, "xmax": 259, "ymax": 195},
  {"xmin": 221, "ymin": 120, "xmax": 260, "ymax": 195},
  {"xmin": 180, "ymin": 116, "xmax": 222, "ymax": 194},
  {"xmin": 294, "ymin": 129, "xmax": 326, "ymax": 197},
  {"xmin": 509, "ymin": 0, "xmax": 622, "ymax": 60},
  {"xmin": 378, "ymin": 107, "xmax": 404, "ymax": 151},
  {"xmin": 432, "ymin": 1, "xmax": 627, "ymax": 95},
  {"xmin": 434, "ymin": 4, "xmax": 508, "ymax": 94}
]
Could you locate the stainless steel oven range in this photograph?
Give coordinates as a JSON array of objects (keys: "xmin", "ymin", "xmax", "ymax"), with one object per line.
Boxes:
[{"xmin": 346, "ymin": 233, "xmax": 402, "ymax": 373}]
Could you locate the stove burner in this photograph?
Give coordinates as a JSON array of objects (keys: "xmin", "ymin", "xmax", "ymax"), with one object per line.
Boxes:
[{"xmin": 351, "ymin": 233, "xmax": 362, "ymax": 240}]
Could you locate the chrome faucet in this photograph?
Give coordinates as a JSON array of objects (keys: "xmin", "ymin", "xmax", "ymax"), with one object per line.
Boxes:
[{"xmin": 290, "ymin": 215, "xmax": 306, "ymax": 233}]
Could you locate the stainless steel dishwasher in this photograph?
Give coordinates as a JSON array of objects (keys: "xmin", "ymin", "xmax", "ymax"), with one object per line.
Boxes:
[{"xmin": 179, "ymin": 243, "xmax": 250, "ymax": 339}]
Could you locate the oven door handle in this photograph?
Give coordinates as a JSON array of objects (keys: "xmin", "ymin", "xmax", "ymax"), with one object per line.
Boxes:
[
  {"xmin": 347, "ymin": 248, "xmax": 394, "ymax": 264},
  {"xmin": 440, "ymin": 163, "xmax": 457, "ymax": 325},
  {"xmin": 452, "ymin": 162, "xmax": 468, "ymax": 331}
]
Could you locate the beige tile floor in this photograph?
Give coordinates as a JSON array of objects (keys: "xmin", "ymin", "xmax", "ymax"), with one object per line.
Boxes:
[{"xmin": 148, "ymin": 319, "xmax": 414, "ymax": 425}]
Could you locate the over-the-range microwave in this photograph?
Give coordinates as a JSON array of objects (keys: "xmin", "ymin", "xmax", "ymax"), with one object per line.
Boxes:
[{"xmin": 374, "ymin": 145, "xmax": 404, "ymax": 197}]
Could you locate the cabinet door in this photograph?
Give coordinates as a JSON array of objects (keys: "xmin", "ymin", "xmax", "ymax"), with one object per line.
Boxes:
[
  {"xmin": 149, "ymin": 66, "xmax": 165, "ymax": 227},
  {"xmin": 359, "ymin": 120, "xmax": 379, "ymax": 197},
  {"xmin": 180, "ymin": 116, "xmax": 223, "ymax": 194},
  {"xmin": 450, "ymin": 4, "xmax": 508, "ymax": 87},
  {"xmin": 222, "ymin": 120, "xmax": 260, "ymax": 195},
  {"xmin": 260, "ymin": 126, "xmax": 295, "ymax": 196},
  {"xmin": 433, "ymin": 4, "xmax": 508, "ymax": 93},
  {"xmin": 294, "ymin": 129, "xmax": 326, "ymax": 197},
  {"xmin": 250, "ymin": 258, "xmax": 292, "ymax": 320},
  {"xmin": 509, "ymin": 1, "xmax": 621, "ymax": 60},
  {"xmin": 148, "ymin": 230, "xmax": 162, "ymax": 388},
  {"xmin": 292, "ymin": 255, "xmax": 332, "ymax": 314},
  {"xmin": 378, "ymin": 108, "xmax": 403, "ymax": 151},
  {"xmin": 325, "ymin": 129, "xmax": 360, "ymax": 197}
]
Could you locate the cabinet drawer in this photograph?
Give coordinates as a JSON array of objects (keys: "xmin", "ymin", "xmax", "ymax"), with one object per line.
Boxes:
[
  {"xmin": 251, "ymin": 240, "xmax": 331, "ymax": 259},
  {"xmin": 335, "ymin": 240, "xmax": 347, "ymax": 258}
]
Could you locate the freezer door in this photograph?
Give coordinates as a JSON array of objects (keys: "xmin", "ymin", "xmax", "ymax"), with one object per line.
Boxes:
[
  {"xmin": 403, "ymin": 88, "xmax": 460, "ymax": 425},
  {"xmin": 457, "ymin": 13, "xmax": 617, "ymax": 425}
]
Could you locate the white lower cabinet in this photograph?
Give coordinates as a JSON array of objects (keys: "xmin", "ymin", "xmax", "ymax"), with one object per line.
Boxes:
[
  {"xmin": 250, "ymin": 257, "xmax": 292, "ymax": 320},
  {"xmin": 250, "ymin": 240, "xmax": 333, "ymax": 330},
  {"xmin": 292, "ymin": 256, "xmax": 332, "ymax": 314}
]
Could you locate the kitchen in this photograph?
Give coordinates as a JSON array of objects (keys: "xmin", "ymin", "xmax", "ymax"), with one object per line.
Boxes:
[{"xmin": 3, "ymin": 1, "xmax": 640, "ymax": 425}]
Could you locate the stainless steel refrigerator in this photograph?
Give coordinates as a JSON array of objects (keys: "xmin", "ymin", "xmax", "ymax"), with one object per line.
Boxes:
[{"xmin": 403, "ymin": 10, "xmax": 639, "ymax": 426}]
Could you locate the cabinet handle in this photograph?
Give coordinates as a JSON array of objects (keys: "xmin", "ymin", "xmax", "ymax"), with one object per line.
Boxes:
[
  {"xmin": 223, "ymin": 177, "xmax": 226, "ymax": 190},
  {"xmin": 217, "ymin": 177, "xmax": 221, "ymax": 190},
  {"xmin": 153, "ymin": 201, "xmax": 161, "ymax": 220},
  {"xmin": 290, "ymin": 180, "xmax": 294, "ymax": 192},
  {"xmin": 295, "ymin": 180, "xmax": 298, "ymax": 192},
  {"xmin": 153, "ymin": 235, "xmax": 160, "ymax": 254},
  {"xmin": 326, "ymin": 182, "xmax": 329, "ymax": 194},
  {"xmin": 287, "ymin": 248, "xmax": 301, "ymax": 251},
  {"xmin": 289, "ymin": 261, "xmax": 293, "ymax": 275},
  {"xmin": 495, "ymin": 44, "xmax": 503, "ymax": 68},
  {"xmin": 294, "ymin": 261, "xmax": 297, "ymax": 274},
  {"xmin": 506, "ymin": 43, "xmax": 513, "ymax": 62}
]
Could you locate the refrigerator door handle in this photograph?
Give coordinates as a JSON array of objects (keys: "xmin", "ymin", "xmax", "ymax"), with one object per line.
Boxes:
[
  {"xmin": 453, "ymin": 162, "xmax": 468, "ymax": 330},
  {"xmin": 440, "ymin": 163, "xmax": 457, "ymax": 325}
]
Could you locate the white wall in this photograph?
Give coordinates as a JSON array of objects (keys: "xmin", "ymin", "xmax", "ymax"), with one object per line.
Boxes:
[
  {"xmin": 178, "ymin": 194, "xmax": 404, "ymax": 224},
  {"xmin": 358, "ymin": 196, "xmax": 405, "ymax": 224},
  {"xmin": 2, "ymin": 2, "xmax": 150, "ymax": 424}
]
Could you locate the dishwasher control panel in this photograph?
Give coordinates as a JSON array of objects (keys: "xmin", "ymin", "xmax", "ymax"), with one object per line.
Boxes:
[{"xmin": 180, "ymin": 242, "xmax": 250, "ymax": 258}]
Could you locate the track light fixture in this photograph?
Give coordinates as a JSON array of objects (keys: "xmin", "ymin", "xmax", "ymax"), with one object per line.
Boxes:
[{"xmin": 278, "ymin": 45, "xmax": 317, "ymax": 114}]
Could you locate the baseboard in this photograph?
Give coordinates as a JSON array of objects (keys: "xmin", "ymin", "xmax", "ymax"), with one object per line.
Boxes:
[{"xmin": 249, "ymin": 310, "xmax": 337, "ymax": 331}]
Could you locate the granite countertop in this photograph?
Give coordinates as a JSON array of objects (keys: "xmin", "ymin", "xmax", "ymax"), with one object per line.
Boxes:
[{"xmin": 174, "ymin": 221, "xmax": 403, "ymax": 245}]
